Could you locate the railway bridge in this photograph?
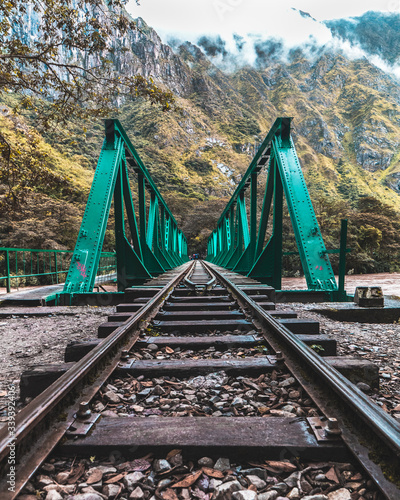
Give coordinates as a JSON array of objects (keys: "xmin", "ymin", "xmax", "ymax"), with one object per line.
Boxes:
[
  {"xmin": 47, "ymin": 117, "xmax": 348, "ymax": 306},
  {"xmin": 0, "ymin": 118, "xmax": 399, "ymax": 500}
]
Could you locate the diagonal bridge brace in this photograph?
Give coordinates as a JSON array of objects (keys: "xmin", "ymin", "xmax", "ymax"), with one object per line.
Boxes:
[
  {"xmin": 60, "ymin": 120, "xmax": 188, "ymax": 302},
  {"xmin": 207, "ymin": 117, "xmax": 346, "ymax": 299}
]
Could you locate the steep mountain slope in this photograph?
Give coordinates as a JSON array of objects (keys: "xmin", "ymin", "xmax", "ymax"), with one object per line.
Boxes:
[
  {"xmin": 2, "ymin": 10, "xmax": 400, "ymax": 272},
  {"xmin": 326, "ymin": 11, "xmax": 400, "ymax": 66}
]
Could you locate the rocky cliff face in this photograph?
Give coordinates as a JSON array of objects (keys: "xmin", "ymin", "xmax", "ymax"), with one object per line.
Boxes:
[{"xmin": 16, "ymin": 6, "xmax": 400, "ymax": 202}]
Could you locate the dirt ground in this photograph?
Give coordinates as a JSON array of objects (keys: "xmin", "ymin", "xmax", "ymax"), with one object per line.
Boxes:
[{"xmin": 0, "ymin": 306, "xmax": 114, "ymax": 422}]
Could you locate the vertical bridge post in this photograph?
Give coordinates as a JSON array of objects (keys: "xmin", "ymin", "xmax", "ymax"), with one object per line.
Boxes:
[
  {"xmin": 207, "ymin": 117, "xmax": 342, "ymax": 299},
  {"xmin": 60, "ymin": 119, "xmax": 188, "ymax": 301}
]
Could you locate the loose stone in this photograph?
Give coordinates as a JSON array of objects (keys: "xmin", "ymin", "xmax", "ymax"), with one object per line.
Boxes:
[{"xmin": 214, "ymin": 457, "xmax": 231, "ymax": 471}]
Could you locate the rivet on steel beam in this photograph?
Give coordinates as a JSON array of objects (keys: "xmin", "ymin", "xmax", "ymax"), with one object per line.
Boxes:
[
  {"xmin": 325, "ymin": 417, "xmax": 341, "ymax": 436},
  {"xmin": 77, "ymin": 401, "xmax": 91, "ymax": 420},
  {"xmin": 121, "ymin": 350, "xmax": 130, "ymax": 360}
]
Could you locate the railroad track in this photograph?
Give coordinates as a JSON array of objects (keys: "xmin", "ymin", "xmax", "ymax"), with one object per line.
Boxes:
[{"xmin": 0, "ymin": 261, "xmax": 399, "ymax": 499}]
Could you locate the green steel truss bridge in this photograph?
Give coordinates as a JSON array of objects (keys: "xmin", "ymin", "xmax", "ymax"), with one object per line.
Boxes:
[{"xmin": 59, "ymin": 117, "xmax": 348, "ymax": 304}]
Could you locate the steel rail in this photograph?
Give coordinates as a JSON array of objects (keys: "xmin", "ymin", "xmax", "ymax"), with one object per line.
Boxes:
[
  {"xmin": 0, "ymin": 261, "xmax": 194, "ymax": 499},
  {"xmin": 183, "ymin": 261, "xmax": 217, "ymax": 291},
  {"xmin": 203, "ymin": 261, "xmax": 400, "ymax": 500}
]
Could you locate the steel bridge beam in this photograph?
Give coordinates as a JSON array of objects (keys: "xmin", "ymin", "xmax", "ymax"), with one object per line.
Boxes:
[
  {"xmin": 61, "ymin": 119, "xmax": 188, "ymax": 299},
  {"xmin": 207, "ymin": 117, "xmax": 343, "ymax": 298}
]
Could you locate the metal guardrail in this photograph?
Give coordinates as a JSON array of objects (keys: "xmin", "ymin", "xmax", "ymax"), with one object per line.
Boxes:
[{"xmin": 0, "ymin": 248, "xmax": 116, "ymax": 293}]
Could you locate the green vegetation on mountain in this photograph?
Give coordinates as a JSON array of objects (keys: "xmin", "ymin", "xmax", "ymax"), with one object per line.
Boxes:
[{"xmin": 1, "ymin": 12, "xmax": 400, "ymax": 276}]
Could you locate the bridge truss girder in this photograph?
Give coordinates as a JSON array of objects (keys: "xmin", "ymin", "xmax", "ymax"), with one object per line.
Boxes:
[
  {"xmin": 62, "ymin": 119, "xmax": 188, "ymax": 296},
  {"xmin": 207, "ymin": 117, "xmax": 340, "ymax": 296}
]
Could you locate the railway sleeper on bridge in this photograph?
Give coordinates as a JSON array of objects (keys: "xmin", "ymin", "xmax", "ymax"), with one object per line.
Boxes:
[{"xmin": 7, "ymin": 261, "xmax": 394, "ymax": 500}]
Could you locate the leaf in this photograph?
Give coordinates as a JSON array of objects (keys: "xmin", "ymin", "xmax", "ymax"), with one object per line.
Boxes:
[
  {"xmin": 105, "ymin": 472, "xmax": 127, "ymax": 484},
  {"xmin": 166, "ymin": 449, "xmax": 182, "ymax": 460},
  {"xmin": 172, "ymin": 469, "xmax": 203, "ymax": 488},
  {"xmin": 161, "ymin": 488, "xmax": 179, "ymax": 500},
  {"xmin": 67, "ymin": 462, "xmax": 86, "ymax": 484},
  {"xmin": 165, "ymin": 347, "xmax": 174, "ymax": 354},
  {"xmin": 201, "ymin": 467, "xmax": 224, "ymax": 479},
  {"xmin": 86, "ymin": 469, "xmax": 103, "ymax": 484},
  {"xmin": 118, "ymin": 459, "xmax": 152, "ymax": 472},
  {"xmin": 264, "ymin": 460, "xmax": 297, "ymax": 473}
]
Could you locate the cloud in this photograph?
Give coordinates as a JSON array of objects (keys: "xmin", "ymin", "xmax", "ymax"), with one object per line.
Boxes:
[{"xmin": 128, "ymin": 1, "xmax": 400, "ymax": 79}]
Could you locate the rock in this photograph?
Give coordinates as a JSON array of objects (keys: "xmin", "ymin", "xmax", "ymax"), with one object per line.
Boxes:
[
  {"xmin": 153, "ymin": 385, "xmax": 165, "ymax": 395},
  {"xmin": 131, "ymin": 404, "xmax": 145, "ymax": 413},
  {"xmin": 129, "ymin": 486, "xmax": 145, "ymax": 499},
  {"xmin": 45, "ymin": 491, "xmax": 63, "ymax": 500},
  {"xmin": 55, "ymin": 471, "xmax": 70, "ymax": 484},
  {"xmin": 42, "ymin": 463, "xmax": 56, "ymax": 473},
  {"xmin": 169, "ymin": 452, "xmax": 183, "ymax": 467},
  {"xmin": 90, "ymin": 466, "xmax": 117, "ymax": 474},
  {"xmin": 66, "ymin": 494, "xmax": 104, "ymax": 500},
  {"xmin": 209, "ymin": 479, "xmax": 223, "ymax": 490},
  {"xmin": 104, "ymin": 390, "xmax": 121, "ymax": 403},
  {"xmin": 281, "ymin": 405, "xmax": 296, "ymax": 413},
  {"xmin": 101, "ymin": 410, "xmax": 119, "ymax": 418},
  {"xmin": 93, "ymin": 402, "xmax": 106, "ymax": 412},
  {"xmin": 43, "ymin": 485, "xmax": 60, "ymax": 492},
  {"xmin": 38, "ymin": 475, "xmax": 54, "ymax": 488},
  {"xmin": 213, "ymin": 480, "xmax": 244, "ymax": 499},
  {"xmin": 269, "ymin": 410, "xmax": 296, "ymax": 418},
  {"xmin": 279, "ymin": 377, "xmax": 296, "ymax": 387},
  {"xmin": 214, "ymin": 457, "xmax": 231, "ymax": 471},
  {"xmin": 258, "ymin": 492, "xmax": 278, "ymax": 500},
  {"xmin": 197, "ymin": 473, "xmax": 210, "ymax": 491},
  {"xmin": 302, "ymin": 495, "xmax": 328, "ymax": 500},
  {"xmin": 231, "ymin": 397, "xmax": 246, "ymax": 407},
  {"xmin": 157, "ymin": 479, "xmax": 172, "ymax": 489},
  {"xmin": 283, "ymin": 472, "xmax": 299, "ymax": 488},
  {"xmin": 180, "ymin": 489, "xmax": 191, "ymax": 500},
  {"xmin": 271, "ymin": 483, "xmax": 288, "ymax": 494},
  {"xmin": 287, "ymin": 487, "xmax": 301, "ymax": 499},
  {"xmin": 327, "ymin": 489, "xmax": 352, "ymax": 500},
  {"xmin": 198, "ymin": 456, "xmax": 214, "ymax": 467},
  {"xmin": 148, "ymin": 344, "xmax": 158, "ymax": 351},
  {"xmin": 243, "ymin": 468, "xmax": 267, "ymax": 481},
  {"xmin": 81, "ymin": 487, "xmax": 102, "ymax": 495},
  {"xmin": 102, "ymin": 484, "xmax": 120, "ymax": 498},
  {"xmin": 123, "ymin": 472, "xmax": 145, "ymax": 490},
  {"xmin": 187, "ymin": 371, "xmax": 228, "ymax": 389},
  {"xmin": 356, "ymin": 382, "xmax": 371, "ymax": 393},
  {"xmin": 153, "ymin": 459, "xmax": 171, "ymax": 473},
  {"xmin": 247, "ymin": 475, "xmax": 267, "ymax": 489},
  {"xmin": 232, "ymin": 491, "xmax": 258, "ymax": 500},
  {"xmin": 315, "ymin": 474, "xmax": 326, "ymax": 481}
]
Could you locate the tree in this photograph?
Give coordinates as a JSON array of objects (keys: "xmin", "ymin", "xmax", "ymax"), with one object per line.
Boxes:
[{"xmin": 0, "ymin": 0, "xmax": 175, "ymax": 128}]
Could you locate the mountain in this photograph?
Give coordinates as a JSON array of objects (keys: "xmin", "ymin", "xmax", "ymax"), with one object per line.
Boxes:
[
  {"xmin": 325, "ymin": 11, "xmax": 400, "ymax": 67},
  {"xmin": 1, "ymin": 9, "xmax": 400, "ymax": 273}
]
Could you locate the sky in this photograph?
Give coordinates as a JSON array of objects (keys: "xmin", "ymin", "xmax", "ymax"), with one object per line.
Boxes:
[{"xmin": 127, "ymin": 0, "xmax": 399, "ymax": 42}]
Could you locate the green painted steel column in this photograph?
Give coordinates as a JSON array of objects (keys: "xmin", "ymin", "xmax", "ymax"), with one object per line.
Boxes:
[
  {"xmin": 272, "ymin": 158, "xmax": 283, "ymax": 290},
  {"xmin": 338, "ymin": 219, "xmax": 348, "ymax": 299},
  {"xmin": 5, "ymin": 250, "xmax": 10, "ymax": 293},
  {"xmin": 250, "ymin": 171, "xmax": 258, "ymax": 261},
  {"xmin": 114, "ymin": 166, "xmax": 126, "ymax": 291},
  {"xmin": 255, "ymin": 161, "xmax": 274, "ymax": 259},
  {"xmin": 138, "ymin": 173, "xmax": 146, "ymax": 247}
]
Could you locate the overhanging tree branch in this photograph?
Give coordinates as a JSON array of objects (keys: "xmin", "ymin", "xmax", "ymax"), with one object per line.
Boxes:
[{"xmin": 0, "ymin": 0, "xmax": 175, "ymax": 127}]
